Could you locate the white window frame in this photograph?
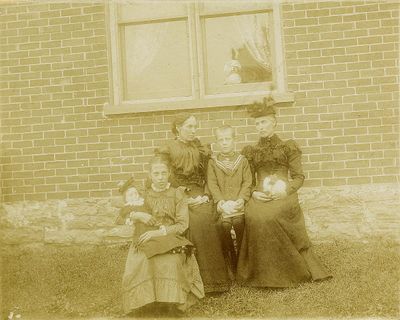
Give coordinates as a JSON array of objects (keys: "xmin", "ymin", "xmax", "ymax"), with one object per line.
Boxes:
[{"xmin": 104, "ymin": 0, "xmax": 293, "ymax": 115}]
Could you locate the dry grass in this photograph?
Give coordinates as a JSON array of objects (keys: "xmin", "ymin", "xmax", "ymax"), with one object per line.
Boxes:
[{"xmin": 1, "ymin": 238, "xmax": 399, "ymax": 319}]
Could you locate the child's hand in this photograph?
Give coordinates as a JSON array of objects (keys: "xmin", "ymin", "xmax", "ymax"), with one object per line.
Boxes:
[
  {"xmin": 131, "ymin": 212, "xmax": 157, "ymax": 226},
  {"xmin": 234, "ymin": 199, "xmax": 245, "ymax": 211},
  {"xmin": 137, "ymin": 229, "xmax": 164, "ymax": 245},
  {"xmin": 220, "ymin": 200, "xmax": 237, "ymax": 215},
  {"xmin": 217, "ymin": 200, "xmax": 225, "ymax": 213}
]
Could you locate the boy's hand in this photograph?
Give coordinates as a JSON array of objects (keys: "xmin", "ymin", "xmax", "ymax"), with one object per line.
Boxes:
[
  {"xmin": 234, "ymin": 199, "xmax": 245, "ymax": 211},
  {"xmin": 217, "ymin": 200, "xmax": 225, "ymax": 213}
]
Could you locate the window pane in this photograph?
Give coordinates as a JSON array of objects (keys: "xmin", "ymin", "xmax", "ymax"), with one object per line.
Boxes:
[
  {"xmin": 119, "ymin": 2, "xmax": 187, "ymax": 22},
  {"xmin": 202, "ymin": 12, "xmax": 273, "ymax": 95},
  {"xmin": 122, "ymin": 20, "xmax": 192, "ymax": 101}
]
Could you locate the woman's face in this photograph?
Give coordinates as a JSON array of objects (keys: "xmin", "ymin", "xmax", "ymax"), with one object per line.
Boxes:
[
  {"xmin": 255, "ymin": 116, "xmax": 276, "ymax": 138},
  {"xmin": 176, "ymin": 116, "xmax": 197, "ymax": 142},
  {"xmin": 149, "ymin": 163, "xmax": 170, "ymax": 189}
]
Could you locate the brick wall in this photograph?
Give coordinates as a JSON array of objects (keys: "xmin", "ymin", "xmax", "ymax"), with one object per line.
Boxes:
[{"xmin": 0, "ymin": 1, "xmax": 399, "ymax": 202}]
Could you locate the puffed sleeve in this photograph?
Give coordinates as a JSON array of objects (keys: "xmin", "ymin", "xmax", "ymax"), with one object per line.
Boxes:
[
  {"xmin": 286, "ymin": 140, "xmax": 305, "ymax": 194},
  {"xmin": 238, "ymin": 157, "xmax": 253, "ymax": 201},
  {"xmin": 241, "ymin": 145, "xmax": 257, "ymax": 189},
  {"xmin": 207, "ymin": 158, "xmax": 224, "ymax": 203},
  {"xmin": 165, "ymin": 187, "xmax": 189, "ymax": 235}
]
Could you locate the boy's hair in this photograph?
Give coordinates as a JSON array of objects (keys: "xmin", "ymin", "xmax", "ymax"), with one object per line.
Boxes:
[{"xmin": 215, "ymin": 125, "xmax": 235, "ymax": 138}]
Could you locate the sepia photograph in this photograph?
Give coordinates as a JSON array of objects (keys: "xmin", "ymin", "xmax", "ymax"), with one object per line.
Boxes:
[{"xmin": 0, "ymin": 0, "xmax": 399, "ymax": 319}]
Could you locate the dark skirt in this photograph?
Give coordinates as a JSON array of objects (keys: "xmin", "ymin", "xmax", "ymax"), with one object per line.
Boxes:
[
  {"xmin": 237, "ymin": 192, "xmax": 331, "ymax": 287},
  {"xmin": 186, "ymin": 185, "xmax": 231, "ymax": 293}
]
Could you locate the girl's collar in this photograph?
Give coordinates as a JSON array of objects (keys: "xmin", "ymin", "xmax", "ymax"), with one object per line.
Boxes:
[
  {"xmin": 151, "ymin": 182, "xmax": 171, "ymax": 193},
  {"xmin": 125, "ymin": 198, "xmax": 144, "ymax": 206}
]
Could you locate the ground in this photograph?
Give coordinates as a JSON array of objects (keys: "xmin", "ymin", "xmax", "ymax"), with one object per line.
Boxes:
[{"xmin": 2, "ymin": 238, "xmax": 399, "ymax": 319}]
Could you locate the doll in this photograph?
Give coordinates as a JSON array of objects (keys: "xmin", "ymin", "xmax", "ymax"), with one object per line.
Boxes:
[{"xmin": 115, "ymin": 177, "xmax": 148, "ymax": 226}]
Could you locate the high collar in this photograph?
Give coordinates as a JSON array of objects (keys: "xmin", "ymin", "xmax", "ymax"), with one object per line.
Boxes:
[
  {"xmin": 258, "ymin": 134, "xmax": 280, "ymax": 146},
  {"xmin": 175, "ymin": 137, "xmax": 204, "ymax": 150},
  {"xmin": 151, "ymin": 183, "xmax": 171, "ymax": 193}
]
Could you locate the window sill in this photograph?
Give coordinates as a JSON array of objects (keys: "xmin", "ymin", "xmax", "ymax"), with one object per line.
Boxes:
[{"xmin": 103, "ymin": 91, "xmax": 294, "ymax": 115}]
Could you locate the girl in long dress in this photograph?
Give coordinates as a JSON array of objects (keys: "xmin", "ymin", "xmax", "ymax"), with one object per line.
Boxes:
[
  {"xmin": 156, "ymin": 114, "xmax": 231, "ymax": 293},
  {"xmin": 119, "ymin": 156, "xmax": 204, "ymax": 316},
  {"xmin": 237, "ymin": 98, "xmax": 332, "ymax": 288}
]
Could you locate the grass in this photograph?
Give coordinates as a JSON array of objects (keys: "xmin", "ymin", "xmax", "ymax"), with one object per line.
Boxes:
[{"xmin": 1, "ymin": 238, "xmax": 399, "ymax": 319}]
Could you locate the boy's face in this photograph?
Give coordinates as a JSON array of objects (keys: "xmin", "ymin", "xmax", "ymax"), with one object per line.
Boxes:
[
  {"xmin": 216, "ymin": 129, "xmax": 235, "ymax": 154},
  {"xmin": 125, "ymin": 187, "xmax": 139, "ymax": 203}
]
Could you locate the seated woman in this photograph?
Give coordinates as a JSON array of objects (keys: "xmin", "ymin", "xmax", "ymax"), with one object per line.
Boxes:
[
  {"xmin": 155, "ymin": 114, "xmax": 231, "ymax": 293},
  {"xmin": 119, "ymin": 155, "xmax": 204, "ymax": 316},
  {"xmin": 237, "ymin": 97, "xmax": 332, "ymax": 288}
]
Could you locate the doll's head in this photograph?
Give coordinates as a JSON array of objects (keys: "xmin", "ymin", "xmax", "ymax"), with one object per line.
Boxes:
[
  {"xmin": 125, "ymin": 186, "xmax": 141, "ymax": 204},
  {"xmin": 119, "ymin": 177, "xmax": 144, "ymax": 206}
]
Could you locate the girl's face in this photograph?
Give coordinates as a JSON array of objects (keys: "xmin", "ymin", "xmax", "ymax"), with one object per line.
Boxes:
[
  {"xmin": 255, "ymin": 116, "xmax": 276, "ymax": 138},
  {"xmin": 176, "ymin": 116, "xmax": 197, "ymax": 142},
  {"xmin": 149, "ymin": 163, "xmax": 170, "ymax": 190},
  {"xmin": 125, "ymin": 187, "xmax": 139, "ymax": 203}
]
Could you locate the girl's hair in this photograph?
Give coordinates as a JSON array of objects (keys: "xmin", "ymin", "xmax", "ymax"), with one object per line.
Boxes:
[
  {"xmin": 148, "ymin": 154, "xmax": 171, "ymax": 170},
  {"xmin": 171, "ymin": 113, "xmax": 196, "ymax": 136}
]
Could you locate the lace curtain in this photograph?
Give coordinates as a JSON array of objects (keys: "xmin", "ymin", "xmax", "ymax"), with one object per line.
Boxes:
[
  {"xmin": 234, "ymin": 13, "xmax": 272, "ymax": 73},
  {"xmin": 128, "ymin": 22, "xmax": 169, "ymax": 75}
]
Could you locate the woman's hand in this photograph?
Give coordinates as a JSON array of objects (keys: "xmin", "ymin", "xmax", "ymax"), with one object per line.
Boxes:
[
  {"xmin": 131, "ymin": 212, "xmax": 158, "ymax": 226},
  {"xmin": 252, "ymin": 191, "xmax": 273, "ymax": 202},
  {"xmin": 137, "ymin": 229, "xmax": 164, "ymax": 245},
  {"xmin": 270, "ymin": 190, "xmax": 287, "ymax": 201},
  {"xmin": 188, "ymin": 195, "xmax": 209, "ymax": 207}
]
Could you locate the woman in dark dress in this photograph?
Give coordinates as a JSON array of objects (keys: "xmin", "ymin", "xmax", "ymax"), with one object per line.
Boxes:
[
  {"xmin": 156, "ymin": 114, "xmax": 231, "ymax": 293},
  {"xmin": 237, "ymin": 98, "xmax": 332, "ymax": 288}
]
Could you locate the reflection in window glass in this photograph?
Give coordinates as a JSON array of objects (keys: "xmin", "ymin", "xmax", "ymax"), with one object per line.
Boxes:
[
  {"xmin": 122, "ymin": 20, "xmax": 192, "ymax": 101},
  {"xmin": 203, "ymin": 12, "xmax": 272, "ymax": 94}
]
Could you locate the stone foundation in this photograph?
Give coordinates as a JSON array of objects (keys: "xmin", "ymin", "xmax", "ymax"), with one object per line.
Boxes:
[{"xmin": 1, "ymin": 183, "xmax": 399, "ymax": 246}]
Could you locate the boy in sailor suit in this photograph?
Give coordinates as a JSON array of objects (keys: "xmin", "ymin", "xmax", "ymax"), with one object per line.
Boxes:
[{"xmin": 207, "ymin": 125, "xmax": 252, "ymax": 275}]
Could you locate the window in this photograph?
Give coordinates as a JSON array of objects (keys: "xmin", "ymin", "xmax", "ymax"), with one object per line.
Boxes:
[{"xmin": 105, "ymin": 0, "xmax": 292, "ymax": 114}]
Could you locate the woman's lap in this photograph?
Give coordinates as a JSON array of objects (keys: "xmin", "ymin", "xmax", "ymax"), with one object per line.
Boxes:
[
  {"xmin": 237, "ymin": 193, "xmax": 330, "ymax": 287},
  {"xmin": 188, "ymin": 201, "xmax": 231, "ymax": 292},
  {"xmin": 122, "ymin": 246, "xmax": 204, "ymax": 313}
]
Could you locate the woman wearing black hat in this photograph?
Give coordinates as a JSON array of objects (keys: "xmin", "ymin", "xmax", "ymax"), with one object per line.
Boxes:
[
  {"xmin": 156, "ymin": 114, "xmax": 231, "ymax": 293},
  {"xmin": 237, "ymin": 97, "xmax": 331, "ymax": 288}
]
